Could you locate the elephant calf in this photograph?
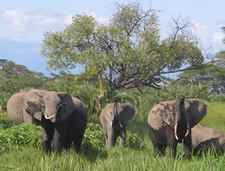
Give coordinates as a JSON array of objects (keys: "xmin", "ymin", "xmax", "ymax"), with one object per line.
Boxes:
[
  {"xmin": 192, "ymin": 125, "xmax": 225, "ymax": 155},
  {"xmin": 99, "ymin": 102, "xmax": 135, "ymax": 147},
  {"xmin": 148, "ymin": 98, "xmax": 207, "ymax": 158}
]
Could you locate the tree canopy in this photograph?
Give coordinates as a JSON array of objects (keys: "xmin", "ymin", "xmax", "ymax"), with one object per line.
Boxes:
[{"xmin": 42, "ymin": 2, "xmax": 204, "ymax": 93}]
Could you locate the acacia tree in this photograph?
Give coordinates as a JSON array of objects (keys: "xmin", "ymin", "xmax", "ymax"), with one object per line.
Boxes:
[{"xmin": 42, "ymin": 3, "xmax": 204, "ymax": 95}]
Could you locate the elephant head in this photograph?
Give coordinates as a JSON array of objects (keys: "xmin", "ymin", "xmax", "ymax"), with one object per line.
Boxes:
[
  {"xmin": 174, "ymin": 97, "xmax": 207, "ymax": 142},
  {"xmin": 24, "ymin": 89, "xmax": 72, "ymax": 123},
  {"xmin": 24, "ymin": 89, "xmax": 46, "ymax": 121},
  {"xmin": 174, "ymin": 97, "xmax": 190, "ymax": 142}
]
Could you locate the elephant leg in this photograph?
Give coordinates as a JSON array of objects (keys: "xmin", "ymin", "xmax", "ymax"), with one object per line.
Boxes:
[
  {"xmin": 119, "ymin": 127, "xmax": 126, "ymax": 146},
  {"xmin": 168, "ymin": 142, "xmax": 177, "ymax": 158},
  {"xmin": 42, "ymin": 132, "xmax": 52, "ymax": 152},
  {"xmin": 73, "ymin": 131, "xmax": 85, "ymax": 153},
  {"xmin": 153, "ymin": 143, "xmax": 166, "ymax": 157},
  {"xmin": 107, "ymin": 126, "xmax": 116, "ymax": 147},
  {"xmin": 165, "ymin": 127, "xmax": 177, "ymax": 158},
  {"xmin": 51, "ymin": 129, "xmax": 64, "ymax": 152},
  {"xmin": 74, "ymin": 139, "xmax": 82, "ymax": 152},
  {"xmin": 183, "ymin": 134, "xmax": 192, "ymax": 159},
  {"xmin": 102, "ymin": 126, "xmax": 108, "ymax": 145},
  {"xmin": 42, "ymin": 126, "xmax": 54, "ymax": 153}
]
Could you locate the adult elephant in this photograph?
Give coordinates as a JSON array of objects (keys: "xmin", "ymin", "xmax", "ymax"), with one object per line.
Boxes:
[
  {"xmin": 7, "ymin": 89, "xmax": 87, "ymax": 152},
  {"xmin": 99, "ymin": 101, "xmax": 135, "ymax": 147},
  {"xmin": 192, "ymin": 125, "xmax": 225, "ymax": 155},
  {"xmin": 147, "ymin": 97, "xmax": 207, "ymax": 158},
  {"xmin": 7, "ymin": 89, "xmax": 47, "ymax": 124}
]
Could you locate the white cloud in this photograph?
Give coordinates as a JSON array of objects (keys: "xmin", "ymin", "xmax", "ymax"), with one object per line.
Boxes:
[
  {"xmin": 0, "ymin": 9, "xmax": 223, "ymax": 54},
  {"xmin": 0, "ymin": 9, "xmax": 110, "ymax": 43},
  {"xmin": 190, "ymin": 20, "xmax": 224, "ymax": 53},
  {"xmin": 82, "ymin": 10, "xmax": 110, "ymax": 25},
  {"xmin": 212, "ymin": 31, "xmax": 224, "ymax": 51},
  {"xmin": 64, "ymin": 15, "xmax": 73, "ymax": 25},
  {"xmin": 0, "ymin": 9, "xmax": 73, "ymax": 42}
]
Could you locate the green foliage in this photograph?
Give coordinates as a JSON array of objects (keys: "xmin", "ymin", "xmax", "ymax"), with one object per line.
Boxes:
[
  {"xmin": 47, "ymin": 75, "xmax": 100, "ymax": 120},
  {"xmin": 83, "ymin": 122, "xmax": 105, "ymax": 151},
  {"xmin": 126, "ymin": 132, "xmax": 144, "ymax": 150},
  {"xmin": 83, "ymin": 122, "xmax": 144, "ymax": 151},
  {"xmin": 169, "ymin": 64, "xmax": 225, "ymax": 100},
  {"xmin": 42, "ymin": 2, "xmax": 204, "ymax": 90},
  {"xmin": 0, "ymin": 102, "xmax": 224, "ymax": 170},
  {"xmin": 0, "ymin": 60, "xmax": 46, "ymax": 110},
  {"xmin": 0, "ymin": 123, "xmax": 42, "ymax": 154}
]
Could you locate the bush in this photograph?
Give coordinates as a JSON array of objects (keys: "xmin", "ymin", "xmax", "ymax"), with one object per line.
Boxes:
[
  {"xmin": 83, "ymin": 122, "xmax": 144, "ymax": 151},
  {"xmin": 0, "ymin": 120, "xmax": 144, "ymax": 155},
  {"xmin": 83, "ymin": 122, "xmax": 105, "ymax": 151},
  {"xmin": 126, "ymin": 132, "xmax": 144, "ymax": 150},
  {"xmin": 0, "ymin": 123, "xmax": 41, "ymax": 154}
]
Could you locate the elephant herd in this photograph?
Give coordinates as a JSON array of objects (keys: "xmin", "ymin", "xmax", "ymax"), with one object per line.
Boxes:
[{"xmin": 6, "ymin": 89, "xmax": 225, "ymax": 158}]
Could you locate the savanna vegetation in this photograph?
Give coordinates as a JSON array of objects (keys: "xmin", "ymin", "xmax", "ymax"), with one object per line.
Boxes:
[{"xmin": 0, "ymin": 2, "xmax": 225, "ymax": 171}]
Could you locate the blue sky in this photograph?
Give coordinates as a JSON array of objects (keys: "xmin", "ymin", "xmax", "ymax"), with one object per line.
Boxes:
[{"xmin": 0, "ymin": 0, "xmax": 224, "ymax": 75}]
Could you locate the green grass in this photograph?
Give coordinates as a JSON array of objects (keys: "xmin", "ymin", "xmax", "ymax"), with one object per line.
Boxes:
[{"xmin": 0, "ymin": 102, "xmax": 225, "ymax": 171}]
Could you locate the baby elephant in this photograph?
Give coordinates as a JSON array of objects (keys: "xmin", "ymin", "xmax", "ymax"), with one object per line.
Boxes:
[
  {"xmin": 192, "ymin": 125, "xmax": 225, "ymax": 155},
  {"xmin": 99, "ymin": 102, "xmax": 135, "ymax": 147}
]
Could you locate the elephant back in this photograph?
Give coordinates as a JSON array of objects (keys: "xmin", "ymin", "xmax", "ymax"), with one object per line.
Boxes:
[
  {"xmin": 186, "ymin": 99, "xmax": 207, "ymax": 128},
  {"xmin": 72, "ymin": 96, "xmax": 87, "ymax": 120},
  {"xmin": 7, "ymin": 91, "xmax": 26, "ymax": 123},
  {"xmin": 192, "ymin": 125, "xmax": 225, "ymax": 148},
  {"xmin": 55, "ymin": 95, "xmax": 86, "ymax": 122},
  {"xmin": 192, "ymin": 125, "xmax": 225, "ymax": 154}
]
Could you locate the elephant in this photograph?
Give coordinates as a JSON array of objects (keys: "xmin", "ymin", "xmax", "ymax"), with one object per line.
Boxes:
[
  {"xmin": 191, "ymin": 125, "xmax": 225, "ymax": 155},
  {"xmin": 7, "ymin": 89, "xmax": 47, "ymax": 124},
  {"xmin": 99, "ymin": 102, "xmax": 135, "ymax": 147},
  {"xmin": 7, "ymin": 89, "xmax": 87, "ymax": 152},
  {"xmin": 147, "ymin": 97, "xmax": 207, "ymax": 158}
]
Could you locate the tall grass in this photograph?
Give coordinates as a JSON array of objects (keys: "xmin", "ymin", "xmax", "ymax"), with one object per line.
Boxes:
[{"xmin": 0, "ymin": 102, "xmax": 224, "ymax": 171}]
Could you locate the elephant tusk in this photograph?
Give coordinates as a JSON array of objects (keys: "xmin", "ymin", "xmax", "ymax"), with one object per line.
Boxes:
[
  {"xmin": 185, "ymin": 128, "xmax": 190, "ymax": 137},
  {"xmin": 174, "ymin": 123, "xmax": 179, "ymax": 140},
  {"xmin": 44, "ymin": 114, "xmax": 55, "ymax": 120}
]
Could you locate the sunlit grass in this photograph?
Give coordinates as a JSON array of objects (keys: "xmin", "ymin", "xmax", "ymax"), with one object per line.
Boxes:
[{"xmin": 0, "ymin": 102, "xmax": 224, "ymax": 171}]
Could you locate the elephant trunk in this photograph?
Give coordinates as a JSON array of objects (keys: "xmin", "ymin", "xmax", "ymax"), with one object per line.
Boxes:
[
  {"xmin": 174, "ymin": 97, "xmax": 190, "ymax": 142},
  {"xmin": 44, "ymin": 104, "xmax": 58, "ymax": 122}
]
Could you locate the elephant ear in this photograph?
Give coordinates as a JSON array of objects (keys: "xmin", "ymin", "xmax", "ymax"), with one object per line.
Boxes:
[
  {"xmin": 118, "ymin": 103, "xmax": 135, "ymax": 126},
  {"xmin": 57, "ymin": 93, "xmax": 75, "ymax": 121},
  {"xmin": 185, "ymin": 99, "xmax": 207, "ymax": 128}
]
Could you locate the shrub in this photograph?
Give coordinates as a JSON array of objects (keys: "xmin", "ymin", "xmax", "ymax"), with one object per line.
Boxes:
[
  {"xmin": 83, "ymin": 122, "xmax": 105, "ymax": 151},
  {"xmin": 83, "ymin": 122, "xmax": 144, "ymax": 151},
  {"xmin": 126, "ymin": 132, "xmax": 144, "ymax": 150},
  {"xmin": 0, "ymin": 123, "xmax": 41, "ymax": 154}
]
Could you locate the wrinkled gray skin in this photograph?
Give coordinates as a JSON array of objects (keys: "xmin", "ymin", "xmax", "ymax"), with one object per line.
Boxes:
[
  {"xmin": 7, "ymin": 89, "xmax": 87, "ymax": 152},
  {"xmin": 192, "ymin": 125, "xmax": 225, "ymax": 155},
  {"xmin": 28, "ymin": 90, "xmax": 86, "ymax": 152},
  {"xmin": 148, "ymin": 98, "xmax": 207, "ymax": 158},
  {"xmin": 99, "ymin": 102, "xmax": 135, "ymax": 147},
  {"xmin": 7, "ymin": 89, "xmax": 47, "ymax": 124},
  {"xmin": 7, "ymin": 91, "xmax": 28, "ymax": 123}
]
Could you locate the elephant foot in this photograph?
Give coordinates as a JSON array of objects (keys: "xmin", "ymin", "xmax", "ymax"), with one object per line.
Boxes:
[{"xmin": 153, "ymin": 143, "xmax": 166, "ymax": 157}]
